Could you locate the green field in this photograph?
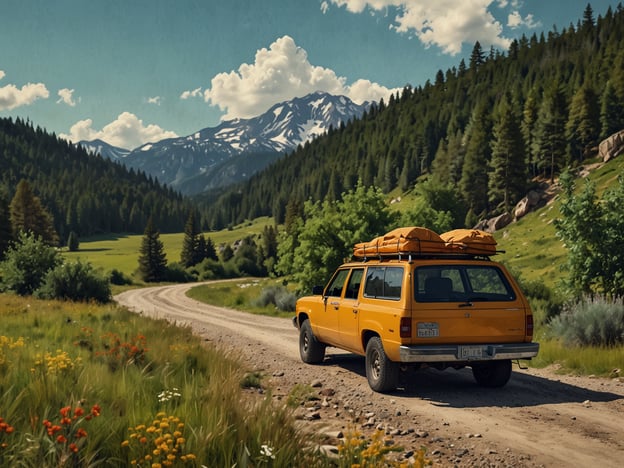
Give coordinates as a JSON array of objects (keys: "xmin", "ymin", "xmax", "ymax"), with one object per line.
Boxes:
[{"xmin": 63, "ymin": 216, "xmax": 274, "ymax": 276}]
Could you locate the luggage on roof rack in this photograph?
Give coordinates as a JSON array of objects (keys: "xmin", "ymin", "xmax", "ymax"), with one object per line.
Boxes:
[
  {"xmin": 352, "ymin": 227, "xmax": 499, "ymax": 259},
  {"xmin": 353, "ymin": 226, "xmax": 446, "ymax": 258},
  {"xmin": 440, "ymin": 229, "xmax": 498, "ymax": 256}
]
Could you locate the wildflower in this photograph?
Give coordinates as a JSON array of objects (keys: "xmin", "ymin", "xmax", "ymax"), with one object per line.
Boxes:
[{"xmin": 260, "ymin": 444, "xmax": 276, "ymax": 460}]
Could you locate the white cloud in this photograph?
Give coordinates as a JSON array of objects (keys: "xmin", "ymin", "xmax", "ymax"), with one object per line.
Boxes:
[
  {"xmin": 57, "ymin": 88, "xmax": 77, "ymax": 107},
  {"xmin": 326, "ymin": 0, "xmax": 515, "ymax": 55},
  {"xmin": 508, "ymin": 11, "xmax": 540, "ymax": 29},
  {"xmin": 203, "ymin": 35, "xmax": 398, "ymax": 120},
  {"xmin": 0, "ymin": 74, "xmax": 49, "ymax": 110},
  {"xmin": 180, "ymin": 87, "xmax": 202, "ymax": 99},
  {"xmin": 147, "ymin": 96, "xmax": 162, "ymax": 105},
  {"xmin": 60, "ymin": 112, "xmax": 178, "ymax": 150}
]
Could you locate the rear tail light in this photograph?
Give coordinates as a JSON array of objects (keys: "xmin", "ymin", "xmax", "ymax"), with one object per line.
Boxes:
[
  {"xmin": 526, "ymin": 314, "xmax": 534, "ymax": 338},
  {"xmin": 400, "ymin": 317, "xmax": 411, "ymax": 338}
]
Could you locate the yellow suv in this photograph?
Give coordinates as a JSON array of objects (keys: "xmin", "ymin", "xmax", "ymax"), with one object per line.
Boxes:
[{"xmin": 293, "ymin": 227, "xmax": 539, "ymax": 392}]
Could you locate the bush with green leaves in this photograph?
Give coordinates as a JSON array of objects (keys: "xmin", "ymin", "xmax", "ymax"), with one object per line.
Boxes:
[
  {"xmin": 277, "ymin": 182, "xmax": 397, "ymax": 293},
  {"xmin": 35, "ymin": 260, "xmax": 112, "ymax": 303},
  {"xmin": 548, "ymin": 296, "xmax": 624, "ymax": 347},
  {"xmin": 109, "ymin": 268, "xmax": 133, "ymax": 285},
  {"xmin": 0, "ymin": 231, "xmax": 61, "ymax": 295},
  {"xmin": 163, "ymin": 261, "xmax": 195, "ymax": 283},
  {"xmin": 555, "ymin": 172, "xmax": 624, "ymax": 299}
]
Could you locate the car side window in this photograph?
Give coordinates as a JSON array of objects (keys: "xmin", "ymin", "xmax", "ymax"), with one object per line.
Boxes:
[
  {"xmin": 364, "ymin": 266, "xmax": 403, "ymax": 300},
  {"xmin": 325, "ymin": 269, "xmax": 350, "ymax": 297},
  {"xmin": 344, "ymin": 268, "xmax": 364, "ymax": 300}
]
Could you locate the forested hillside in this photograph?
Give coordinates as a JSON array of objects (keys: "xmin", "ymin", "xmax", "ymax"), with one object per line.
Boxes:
[
  {"xmin": 0, "ymin": 117, "xmax": 194, "ymax": 242},
  {"xmin": 201, "ymin": 3, "xmax": 624, "ymax": 229}
]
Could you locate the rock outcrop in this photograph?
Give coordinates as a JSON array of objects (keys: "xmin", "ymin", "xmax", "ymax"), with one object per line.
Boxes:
[{"xmin": 599, "ymin": 129, "xmax": 624, "ymax": 162}]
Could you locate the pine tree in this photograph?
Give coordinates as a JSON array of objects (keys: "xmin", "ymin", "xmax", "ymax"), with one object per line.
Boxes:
[
  {"xmin": 137, "ymin": 217, "xmax": 167, "ymax": 282},
  {"xmin": 532, "ymin": 83, "xmax": 568, "ymax": 181},
  {"xmin": 0, "ymin": 189, "xmax": 12, "ymax": 259},
  {"xmin": 600, "ymin": 81, "xmax": 624, "ymax": 138},
  {"xmin": 522, "ymin": 89, "xmax": 540, "ymax": 177},
  {"xmin": 180, "ymin": 210, "xmax": 200, "ymax": 268},
  {"xmin": 566, "ymin": 84, "xmax": 600, "ymax": 163},
  {"xmin": 67, "ymin": 231, "xmax": 80, "ymax": 252},
  {"xmin": 459, "ymin": 103, "xmax": 492, "ymax": 219},
  {"xmin": 488, "ymin": 96, "xmax": 527, "ymax": 212},
  {"xmin": 9, "ymin": 179, "xmax": 59, "ymax": 246}
]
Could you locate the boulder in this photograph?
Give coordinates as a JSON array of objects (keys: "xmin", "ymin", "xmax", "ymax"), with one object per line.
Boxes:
[
  {"xmin": 474, "ymin": 212, "xmax": 512, "ymax": 233},
  {"xmin": 514, "ymin": 190, "xmax": 542, "ymax": 220},
  {"xmin": 599, "ymin": 129, "xmax": 624, "ymax": 162}
]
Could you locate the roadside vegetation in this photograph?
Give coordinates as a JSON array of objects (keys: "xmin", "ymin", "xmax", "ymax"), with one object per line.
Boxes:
[{"xmin": 0, "ymin": 294, "xmax": 324, "ymax": 467}]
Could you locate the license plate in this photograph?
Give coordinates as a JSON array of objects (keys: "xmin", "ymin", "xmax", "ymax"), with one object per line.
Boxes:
[
  {"xmin": 417, "ymin": 322, "xmax": 439, "ymax": 338},
  {"xmin": 458, "ymin": 345, "xmax": 483, "ymax": 360}
]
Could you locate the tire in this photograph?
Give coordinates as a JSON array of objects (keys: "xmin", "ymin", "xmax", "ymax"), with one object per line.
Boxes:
[
  {"xmin": 299, "ymin": 320, "xmax": 326, "ymax": 364},
  {"xmin": 365, "ymin": 337, "xmax": 399, "ymax": 393},
  {"xmin": 472, "ymin": 359, "xmax": 512, "ymax": 388}
]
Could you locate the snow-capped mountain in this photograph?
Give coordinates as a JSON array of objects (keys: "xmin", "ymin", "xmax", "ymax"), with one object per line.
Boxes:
[
  {"xmin": 78, "ymin": 139, "xmax": 130, "ymax": 160},
  {"xmin": 120, "ymin": 92, "xmax": 370, "ymax": 195}
]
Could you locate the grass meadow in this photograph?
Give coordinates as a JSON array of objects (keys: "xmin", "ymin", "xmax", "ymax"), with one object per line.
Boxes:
[
  {"xmin": 63, "ymin": 217, "xmax": 274, "ymax": 278},
  {"xmin": 0, "ymin": 293, "xmax": 322, "ymax": 467}
]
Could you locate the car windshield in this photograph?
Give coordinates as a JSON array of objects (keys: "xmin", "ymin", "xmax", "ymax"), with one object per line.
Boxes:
[{"xmin": 414, "ymin": 265, "xmax": 516, "ymax": 302}]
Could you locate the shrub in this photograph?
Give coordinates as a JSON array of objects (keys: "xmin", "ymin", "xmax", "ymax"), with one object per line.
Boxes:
[
  {"xmin": 520, "ymin": 279, "xmax": 564, "ymax": 324},
  {"xmin": 254, "ymin": 285, "xmax": 297, "ymax": 312},
  {"xmin": 35, "ymin": 260, "xmax": 111, "ymax": 303},
  {"xmin": 548, "ymin": 296, "xmax": 624, "ymax": 346},
  {"xmin": 195, "ymin": 258, "xmax": 226, "ymax": 280},
  {"xmin": 109, "ymin": 268, "xmax": 132, "ymax": 286},
  {"xmin": 0, "ymin": 231, "xmax": 60, "ymax": 295},
  {"xmin": 163, "ymin": 262, "xmax": 195, "ymax": 283}
]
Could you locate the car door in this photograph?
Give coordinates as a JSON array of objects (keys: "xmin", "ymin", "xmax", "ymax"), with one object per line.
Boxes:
[
  {"xmin": 313, "ymin": 268, "xmax": 350, "ymax": 345},
  {"xmin": 336, "ymin": 268, "xmax": 364, "ymax": 352}
]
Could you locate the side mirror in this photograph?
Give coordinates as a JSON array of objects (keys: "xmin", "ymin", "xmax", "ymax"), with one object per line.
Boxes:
[{"xmin": 312, "ymin": 285, "xmax": 324, "ymax": 295}]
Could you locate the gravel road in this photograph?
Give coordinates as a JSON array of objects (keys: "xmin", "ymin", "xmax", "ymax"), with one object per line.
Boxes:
[{"xmin": 115, "ymin": 282, "xmax": 624, "ymax": 467}]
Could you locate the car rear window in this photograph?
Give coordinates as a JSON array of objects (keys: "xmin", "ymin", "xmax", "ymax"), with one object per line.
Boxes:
[
  {"xmin": 415, "ymin": 265, "xmax": 516, "ymax": 302},
  {"xmin": 364, "ymin": 266, "xmax": 403, "ymax": 300}
]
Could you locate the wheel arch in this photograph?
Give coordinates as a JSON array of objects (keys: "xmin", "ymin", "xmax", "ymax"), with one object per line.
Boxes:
[{"xmin": 361, "ymin": 329, "xmax": 380, "ymax": 352}]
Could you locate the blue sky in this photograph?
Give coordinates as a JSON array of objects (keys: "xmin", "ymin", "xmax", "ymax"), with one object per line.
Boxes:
[{"xmin": 0, "ymin": 0, "xmax": 620, "ymax": 150}]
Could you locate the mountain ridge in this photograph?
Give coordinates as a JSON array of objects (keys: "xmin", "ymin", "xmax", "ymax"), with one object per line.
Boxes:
[{"xmin": 81, "ymin": 92, "xmax": 370, "ymax": 195}]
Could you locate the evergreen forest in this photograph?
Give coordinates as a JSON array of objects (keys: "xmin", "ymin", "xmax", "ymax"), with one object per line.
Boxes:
[
  {"xmin": 200, "ymin": 3, "xmax": 624, "ymax": 229},
  {"xmin": 0, "ymin": 117, "xmax": 195, "ymax": 243}
]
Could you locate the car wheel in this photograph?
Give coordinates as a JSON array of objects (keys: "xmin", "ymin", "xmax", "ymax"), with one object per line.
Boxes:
[
  {"xmin": 365, "ymin": 337, "xmax": 399, "ymax": 393},
  {"xmin": 472, "ymin": 359, "xmax": 512, "ymax": 387},
  {"xmin": 299, "ymin": 320, "xmax": 326, "ymax": 364}
]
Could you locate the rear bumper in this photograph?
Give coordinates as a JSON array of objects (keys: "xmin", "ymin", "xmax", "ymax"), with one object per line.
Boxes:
[{"xmin": 399, "ymin": 342, "xmax": 539, "ymax": 363}]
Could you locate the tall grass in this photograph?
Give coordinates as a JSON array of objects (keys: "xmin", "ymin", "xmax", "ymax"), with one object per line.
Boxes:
[{"xmin": 0, "ymin": 293, "xmax": 321, "ymax": 467}]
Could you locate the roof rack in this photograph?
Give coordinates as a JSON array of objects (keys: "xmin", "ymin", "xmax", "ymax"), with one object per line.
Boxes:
[{"xmin": 351, "ymin": 251, "xmax": 504, "ymax": 262}]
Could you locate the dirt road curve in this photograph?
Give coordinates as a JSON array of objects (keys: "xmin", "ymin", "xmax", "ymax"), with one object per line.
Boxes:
[{"xmin": 115, "ymin": 282, "xmax": 624, "ymax": 467}]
